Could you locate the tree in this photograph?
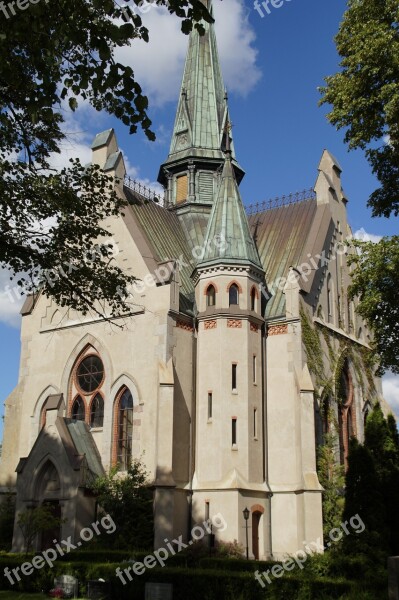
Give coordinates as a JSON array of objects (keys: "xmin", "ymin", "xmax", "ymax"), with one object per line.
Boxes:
[
  {"xmin": 364, "ymin": 403, "xmax": 399, "ymax": 554},
  {"xmin": 17, "ymin": 504, "xmax": 66, "ymax": 553},
  {"xmin": 320, "ymin": 0, "xmax": 399, "ymax": 373},
  {"xmin": 0, "ymin": 0, "xmax": 212, "ymax": 318},
  {"xmin": 91, "ymin": 458, "xmax": 154, "ymax": 549},
  {"xmin": 348, "ymin": 236, "xmax": 399, "ymax": 374},
  {"xmin": 320, "ymin": 0, "xmax": 399, "ymax": 219},
  {"xmin": 0, "ymin": 491, "xmax": 16, "ymax": 551},
  {"xmin": 342, "ymin": 438, "xmax": 388, "ymax": 560},
  {"xmin": 342, "ymin": 404, "xmax": 399, "ymax": 560}
]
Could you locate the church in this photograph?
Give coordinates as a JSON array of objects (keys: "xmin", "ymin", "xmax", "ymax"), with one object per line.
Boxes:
[{"xmin": 0, "ymin": 0, "xmax": 387, "ymax": 560}]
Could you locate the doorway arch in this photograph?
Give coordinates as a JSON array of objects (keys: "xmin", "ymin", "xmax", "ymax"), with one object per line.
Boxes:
[{"xmin": 251, "ymin": 504, "xmax": 264, "ymax": 560}]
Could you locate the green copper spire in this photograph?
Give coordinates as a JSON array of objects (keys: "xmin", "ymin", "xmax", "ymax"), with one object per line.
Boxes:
[
  {"xmin": 198, "ymin": 152, "xmax": 262, "ymax": 269},
  {"xmin": 158, "ymin": 0, "xmax": 244, "ymax": 187}
]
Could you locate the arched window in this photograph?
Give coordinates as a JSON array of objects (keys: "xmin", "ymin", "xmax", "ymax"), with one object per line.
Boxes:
[
  {"xmin": 76, "ymin": 355, "xmax": 104, "ymax": 394},
  {"xmin": 338, "ymin": 360, "xmax": 356, "ymax": 468},
  {"xmin": 117, "ymin": 388, "xmax": 134, "ymax": 471},
  {"xmin": 90, "ymin": 394, "xmax": 104, "ymax": 428},
  {"xmin": 251, "ymin": 287, "xmax": 256, "ymax": 311},
  {"xmin": 71, "ymin": 396, "xmax": 85, "ymax": 421},
  {"xmin": 229, "ymin": 284, "xmax": 239, "ymax": 306},
  {"xmin": 206, "ymin": 285, "xmax": 216, "ymax": 307},
  {"xmin": 69, "ymin": 348, "xmax": 106, "ymax": 425}
]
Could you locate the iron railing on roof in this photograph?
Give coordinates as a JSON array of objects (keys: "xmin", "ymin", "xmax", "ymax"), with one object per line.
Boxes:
[
  {"xmin": 124, "ymin": 175, "xmax": 166, "ymax": 205},
  {"xmin": 245, "ymin": 188, "xmax": 316, "ymax": 216}
]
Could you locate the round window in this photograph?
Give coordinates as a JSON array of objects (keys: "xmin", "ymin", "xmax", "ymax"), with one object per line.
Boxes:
[{"xmin": 76, "ymin": 355, "xmax": 104, "ymax": 393}]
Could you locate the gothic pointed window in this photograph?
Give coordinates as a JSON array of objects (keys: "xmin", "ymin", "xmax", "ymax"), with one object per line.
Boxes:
[
  {"xmin": 90, "ymin": 394, "xmax": 104, "ymax": 428},
  {"xmin": 338, "ymin": 360, "xmax": 357, "ymax": 468},
  {"xmin": 68, "ymin": 347, "xmax": 106, "ymax": 426},
  {"xmin": 71, "ymin": 396, "xmax": 85, "ymax": 421},
  {"xmin": 206, "ymin": 285, "xmax": 216, "ymax": 307},
  {"xmin": 117, "ymin": 388, "xmax": 134, "ymax": 471},
  {"xmin": 229, "ymin": 283, "xmax": 239, "ymax": 306}
]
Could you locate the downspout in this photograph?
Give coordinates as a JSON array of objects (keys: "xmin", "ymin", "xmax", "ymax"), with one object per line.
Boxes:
[
  {"xmin": 187, "ymin": 310, "xmax": 197, "ymax": 541},
  {"xmin": 262, "ymin": 322, "xmax": 273, "ymax": 559}
]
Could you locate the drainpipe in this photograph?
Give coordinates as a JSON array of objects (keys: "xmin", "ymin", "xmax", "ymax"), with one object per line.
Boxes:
[
  {"xmin": 262, "ymin": 322, "xmax": 273, "ymax": 559},
  {"xmin": 187, "ymin": 311, "xmax": 197, "ymax": 541}
]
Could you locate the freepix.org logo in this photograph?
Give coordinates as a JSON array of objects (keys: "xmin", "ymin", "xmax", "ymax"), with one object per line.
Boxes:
[
  {"xmin": 254, "ymin": 0, "xmax": 292, "ymax": 19},
  {"xmin": 0, "ymin": 0, "xmax": 49, "ymax": 19}
]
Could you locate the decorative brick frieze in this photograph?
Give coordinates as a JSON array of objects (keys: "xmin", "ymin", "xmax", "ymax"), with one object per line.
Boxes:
[
  {"xmin": 250, "ymin": 323, "xmax": 259, "ymax": 333},
  {"xmin": 227, "ymin": 319, "xmax": 242, "ymax": 329},
  {"xmin": 204, "ymin": 320, "xmax": 217, "ymax": 330},
  {"xmin": 268, "ymin": 324, "xmax": 288, "ymax": 336},
  {"xmin": 176, "ymin": 320, "xmax": 194, "ymax": 333}
]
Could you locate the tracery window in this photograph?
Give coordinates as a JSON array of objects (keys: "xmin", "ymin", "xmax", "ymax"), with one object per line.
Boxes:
[
  {"xmin": 68, "ymin": 348, "xmax": 105, "ymax": 429},
  {"xmin": 116, "ymin": 388, "xmax": 134, "ymax": 471}
]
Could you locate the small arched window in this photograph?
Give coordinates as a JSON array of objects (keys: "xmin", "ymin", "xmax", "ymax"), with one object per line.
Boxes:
[
  {"xmin": 229, "ymin": 284, "xmax": 239, "ymax": 307},
  {"xmin": 71, "ymin": 396, "xmax": 85, "ymax": 421},
  {"xmin": 117, "ymin": 388, "xmax": 134, "ymax": 471},
  {"xmin": 206, "ymin": 285, "xmax": 216, "ymax": 307},
  {"xmin": 251, "ymin": 287, "xmax": 256, "ymax": 311},
  {"xmin": 90, "ymin": 394, "xmax": 104, "ymax": 428}
]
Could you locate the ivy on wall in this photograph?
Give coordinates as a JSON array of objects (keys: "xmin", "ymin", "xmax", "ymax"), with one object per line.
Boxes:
[{"xmin": 300, "ymin": 307, "xmax": 376, "ymax": 404}]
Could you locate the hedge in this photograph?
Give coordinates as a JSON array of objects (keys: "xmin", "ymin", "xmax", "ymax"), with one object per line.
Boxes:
[{"xmin": 0, "ymin": 554, "xmax": 386, "ymax": 599}]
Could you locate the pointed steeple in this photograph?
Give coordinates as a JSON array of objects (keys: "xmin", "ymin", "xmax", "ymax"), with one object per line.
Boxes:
[
  {"xmin": 158, "ymin": 0, "xmax": 244, "ymax": 202},
  {"xmin": 198, "ymin": 152, "xmax": 262, "ymax": 269}
]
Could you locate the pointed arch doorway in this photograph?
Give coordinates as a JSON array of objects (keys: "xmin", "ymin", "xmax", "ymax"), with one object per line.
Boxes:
[{"xmin": 251, "ymin": 505, "xmax": 264, "ymax": 560}]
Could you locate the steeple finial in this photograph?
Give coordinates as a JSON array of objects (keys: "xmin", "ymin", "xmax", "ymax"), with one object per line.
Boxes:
[{"xmin": 158, "ymin": 2, "xmax": 244, "ymax": 188}]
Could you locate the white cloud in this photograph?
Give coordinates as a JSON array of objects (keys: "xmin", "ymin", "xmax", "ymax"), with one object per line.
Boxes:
[
  {"xmin": 353, "ymin": 228, "xmax": 383, "ymax": 244},
  {"xmin": 382, "ymin": 373, "xmax": 399, "ymax": 421},
  {"xmin": 0, "ymin": 268, "xmax": 24, "ymax": 329},
  {"xmin": 116, "ymin": 0, "xmax": 261, "ymax": 106},
  {"xmin": 47, "ymin": 102, "xmax": 99, "ymax": 171}
]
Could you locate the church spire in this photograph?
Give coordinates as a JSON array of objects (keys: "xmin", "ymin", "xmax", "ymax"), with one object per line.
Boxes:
[
  {"xmin": 198, "ymin": 152, "xmax": 262, "ymax": 270},
  {"xmin": 158, "ymin": 0, "xmax": 244, "ymax": 202}
]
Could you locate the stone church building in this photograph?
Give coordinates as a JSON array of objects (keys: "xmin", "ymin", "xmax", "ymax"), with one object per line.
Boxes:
[{"xmin": 0, "ymin": 0, "xmax": 387, "ymax": 559}]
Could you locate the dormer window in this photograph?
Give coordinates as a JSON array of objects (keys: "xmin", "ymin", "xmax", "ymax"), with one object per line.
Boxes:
[
  {"xmin": 229, "ymin": 284, "xmax": 239, "ymax": 306},
  {"xmin": 206, "ymin": 284, "xmax": 216, "ymax": 307}
]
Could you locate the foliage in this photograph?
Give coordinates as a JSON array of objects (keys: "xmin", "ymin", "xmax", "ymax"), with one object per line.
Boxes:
[
  {"xmin": 342, "ymin": 404, "xmax": 399, "ymax": 562},
  {"xmin": 214, "ymin": 539, "xmax": 245, "ymax": 559},
  {"xmin": 320, "ymin": 0, "xmax": 399, "ymax": 219},
  {"xmin": 320, "ymin": 0, "xmax": 399, "ymax": 373},
  {"xmin": 363, "ymin": 403, "xmax": 399, "ymax": 554},
  {"xmin": 348, "ymin": 236, "xmax": 399, "ymax": 374},
  {"xmin": 0, "ymin": 0, "xmax": 212, "ymax": 316},
  {"xmin": 342, "ymin": 438, "xmax": 388, "ymax": 561},
  {"xmin": 317, "ymin": 414, "xmax": 345, "ymax": 539},
  {"xmin": 17, "ymin": 504, "xmax": 66, "ymax": 554},
  {"xmin": 91, "ymin": 458, "xmax": 153, "ymax": 550},
  {"xmin": 0, "ymin": 491, "xmax": 15, "ymax": 551}
]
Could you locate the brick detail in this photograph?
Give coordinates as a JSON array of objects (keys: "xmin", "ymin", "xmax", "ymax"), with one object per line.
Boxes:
[
  {"xmin": 176, "ymin": 320, "xmax": 194, "ymax": 333},
  {"xmin": 268, "ymin": 324, "xmax": 288, "ymax": 336},
  {"xmin": 250, "ymin": 323, "xmax": 259, "ymax": 333},
  {"xmin": 227, "ymin": 319, "xmax": 242, "ymax": 329},
  {"xmin": 204, "ymin": 320, "xmax": 217, "ymax": 330}
]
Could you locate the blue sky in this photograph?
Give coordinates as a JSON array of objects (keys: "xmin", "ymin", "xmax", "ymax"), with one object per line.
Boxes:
[{"xmin": 1, "ymin": 0, "xmax": 398, "ymax": 441}]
